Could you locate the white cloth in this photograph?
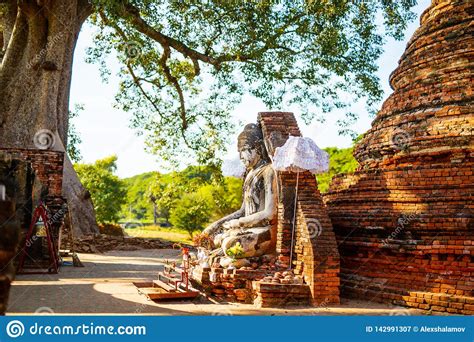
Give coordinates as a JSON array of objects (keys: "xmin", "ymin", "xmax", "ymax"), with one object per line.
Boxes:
[{"xmin": 273, "ymin": 136, "xmax": 329, "ymax": 174}]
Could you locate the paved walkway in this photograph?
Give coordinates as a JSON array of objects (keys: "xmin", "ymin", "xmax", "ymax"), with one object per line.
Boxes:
[{"xmin": 8, "ymin": 249, "xmax": 426, "ymax": 315}]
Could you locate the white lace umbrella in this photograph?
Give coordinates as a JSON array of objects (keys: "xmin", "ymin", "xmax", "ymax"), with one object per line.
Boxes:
[
  {"xmin": 273, "ymin": 136, "xmax": 329, "ymax": 268},
  {"xmin": 273, "ymin": 136, "xmax": 329, "ymax": 173}
]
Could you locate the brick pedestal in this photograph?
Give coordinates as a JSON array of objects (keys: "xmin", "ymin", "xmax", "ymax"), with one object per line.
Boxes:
[{"xmin": 258, "ymin": 112, "xmax": 341, "ymax": 305}]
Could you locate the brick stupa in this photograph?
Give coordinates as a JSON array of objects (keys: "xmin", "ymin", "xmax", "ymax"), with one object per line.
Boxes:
[{"xmin": 325, "ymin": 0, "xmax": 473, "ymax": 314}]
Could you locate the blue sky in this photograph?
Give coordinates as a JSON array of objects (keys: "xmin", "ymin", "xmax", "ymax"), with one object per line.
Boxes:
[{"xmin": 69, "ymin": 0, "xmax": 431, "ymax": 178}]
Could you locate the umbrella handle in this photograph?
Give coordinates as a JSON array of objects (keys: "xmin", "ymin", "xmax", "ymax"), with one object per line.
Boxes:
[{"xmin": 289, "ymin": 170, "xmax": 299, "ymax": 269}]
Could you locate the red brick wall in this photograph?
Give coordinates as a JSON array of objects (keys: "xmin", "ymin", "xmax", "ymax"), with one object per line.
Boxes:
[
  {"xmin": 0, "ymin": 148, "xmax": 64, "ymax": 198},
  {"xmin": 258, "ymin": 112, "xmax": 340, "ymax": 305},
  {"xmin": 0, "ymin": 147, "xmax": 66, "ymax": 239},
  {"xmin": 324, "ymin": 0, "xmax": 473, "ymax": 314}
]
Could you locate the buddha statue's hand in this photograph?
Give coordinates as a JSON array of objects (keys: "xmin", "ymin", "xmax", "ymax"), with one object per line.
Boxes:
[
  {"xmin": 222, "ymin": 219, "xmax": 240, "ymax": 230},
  {"xmin": 202, "ymin": 220, "xmax": 226, "ymax": 238}
]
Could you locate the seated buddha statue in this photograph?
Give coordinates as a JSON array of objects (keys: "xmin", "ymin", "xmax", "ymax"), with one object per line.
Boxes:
[{"xmin": 202, "ymin": 123, "xmax": 277, "ymax": 267}]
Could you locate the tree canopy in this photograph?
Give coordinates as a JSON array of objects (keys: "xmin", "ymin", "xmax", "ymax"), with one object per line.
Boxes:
[
  {"xmin": 170, "ymin": 192, "xmax": 212, "ymax": 238},
  {"xmin": 86, "ymin": 0, "xmax": 416, "ymax": 167}
]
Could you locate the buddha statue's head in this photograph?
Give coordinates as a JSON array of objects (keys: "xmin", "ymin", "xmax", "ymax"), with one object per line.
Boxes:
[{"xmin": 238, "ymin": 123, "xmax": 269, "ymax": 169}]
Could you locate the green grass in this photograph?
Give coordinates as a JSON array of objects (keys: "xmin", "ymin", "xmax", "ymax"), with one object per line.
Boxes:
[{"xmin": 124, "ymin": 225, "xmax": 193, "ymax": 245}]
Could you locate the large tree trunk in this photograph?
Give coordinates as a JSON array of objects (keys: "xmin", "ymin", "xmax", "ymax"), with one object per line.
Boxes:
[
  {"xmin": 0, "ymin": 0, "xmax": 97, "ymax": 237},
  {"xmin": 0, "ymin": 0, "xmax": 96, "ymax": 313}
]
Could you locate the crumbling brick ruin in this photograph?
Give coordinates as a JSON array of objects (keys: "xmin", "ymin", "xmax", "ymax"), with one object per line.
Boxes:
[
  {"xmin": 0, "ymin": 148, "xmax": 66, "ymax": 314},
  {"xmin": 0, "ymin": 147, "xmax": 66, "ymax": 236},
  {"xmin": 259, "ymin": 112, "xmax": 341, "ymax": 305},
  {"xmin": 324, "ymin": 0, "xmax": 473, "ymax": 314}
]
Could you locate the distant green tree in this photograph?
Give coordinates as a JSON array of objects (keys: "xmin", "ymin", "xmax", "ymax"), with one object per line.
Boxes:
[
  {"xmin": 170, "ymin": 193, "xmax": 212, "ymax": 238},
  {"xmin": 145, "ymin": 165, "xmax": 218, "ymax": 224},
  {"xmin": 198, "ymin": 177, "xmax": 243, "ymax": 220},
  {"xmin": 122, "ymin": 165, "xmax": 243, "ymax": 227},
  {"xmin": 177, "ymin": 165, "xmax": 215, "ymax": 187},
  {"xmin": 121, "ymin": 172, "xmax": 156, "ymax": 221},
  {"xmin": 75, "ymin": 156, "xmax": 127, "ymax": 224},
  {"xmin": 317, "ymin": 147, "xmax": 358, "ymax": 193},
  {"xmin": 147, "ymin": 176, "xmax": 182, "ymax": 225}
]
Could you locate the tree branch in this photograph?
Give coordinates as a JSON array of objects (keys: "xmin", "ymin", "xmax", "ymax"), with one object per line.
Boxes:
[
  {"xmin": 77, "ymin": 0, "xmax": 93, "ymax": 24},
  {"xmin": 99, "ymin": 2, "xmax": 310, "ymax": 149},
  {"xmin": 159, "ymin": 45, "xmax": 188, "ymax": 132},
  {"xmin": 101, "ymin": 9, "xmax": 189, "ymax": 136},
  {"xmin": 125, "ymin": 62, "xmax": 165, "ymax": 119},
  {"xmin": 120, "ymin": 3, "xmax": 218, "ymax": 64},
  {"xmin": 116, "ymin": 2, "xmax": 254, "ymax": 69},
  {"xmin": 99, "ymin": 11, "xmax": 165, "ymax": 120}
]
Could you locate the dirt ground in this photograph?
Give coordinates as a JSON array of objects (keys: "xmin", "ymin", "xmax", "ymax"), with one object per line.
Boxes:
[{"xmin": 8, "ymin": 249, "xmax": 427, "ymax": 315}]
